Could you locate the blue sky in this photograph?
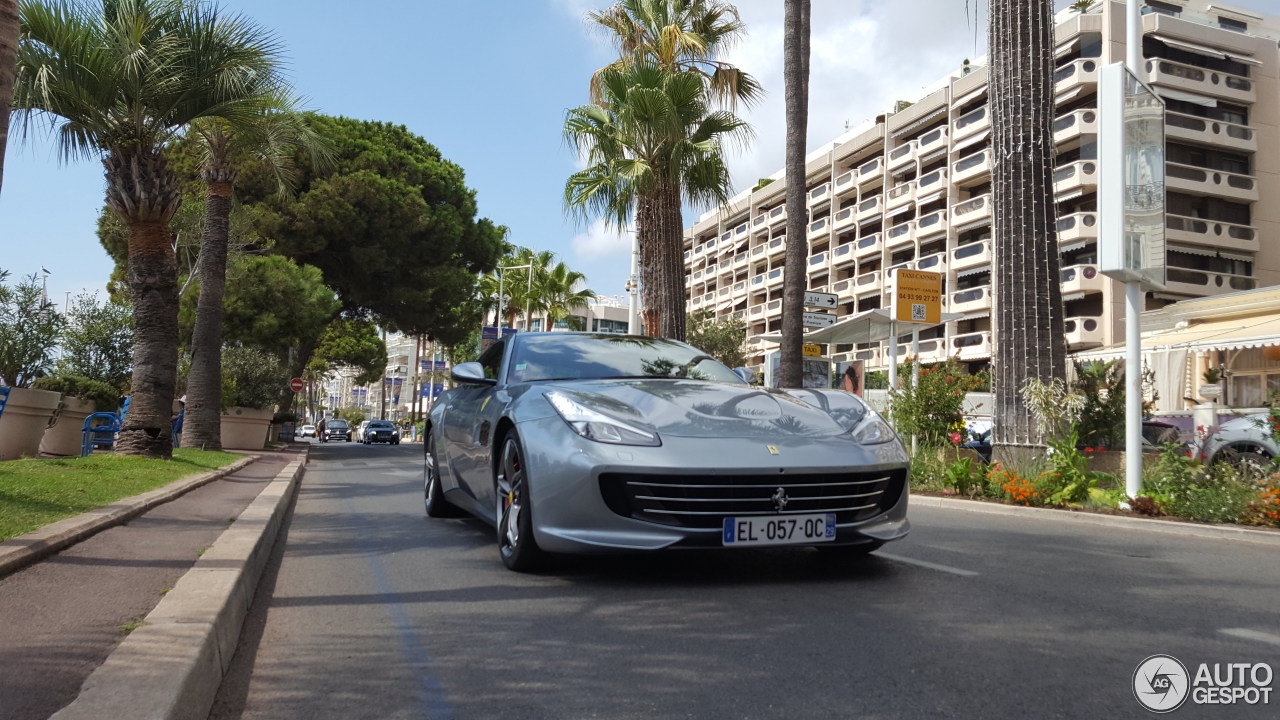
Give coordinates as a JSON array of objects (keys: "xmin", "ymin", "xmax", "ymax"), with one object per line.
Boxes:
[{"xmin": 2, "ymin": 0, "xmax": 1273, "ymax": 310}]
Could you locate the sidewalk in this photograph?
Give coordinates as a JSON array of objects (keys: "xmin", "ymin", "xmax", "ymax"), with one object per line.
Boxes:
[{"xmin": 0, "ymin": 446, "xmax": 305, "ymax": 720}]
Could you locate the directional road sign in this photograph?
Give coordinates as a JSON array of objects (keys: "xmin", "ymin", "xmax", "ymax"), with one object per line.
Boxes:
[
  {"xmin": 801, "ymin": 312, "xmax": 837, "ymax": 328},
  {"xmin": 803, "ymin": 291, "xmax": 838, "ymax": 309}
]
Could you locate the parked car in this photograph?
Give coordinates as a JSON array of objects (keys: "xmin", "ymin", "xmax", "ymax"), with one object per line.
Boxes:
[
  {"xmin": 355, "ymin": 420, "xmax": 371, "ymax": 442},
  {"xmin": 424, "ymin": 332, "xmax": 910, "ymax": 572},
  {"xmin": 299, "ymin": 424, "xmax": 316, "ymax": 438},
  {"xmin": 363, "ymin": 420, "xmax": 401, "ymax": 445},
  {"xmin": 324, "ymin": 418, "xmax": 351, "ymax": 442},
  {"xmin": 961, "ymin": 421, "xmax": 1183, "ymax": 463},
  {"xmin": 1197, "ymin": 412, "xmax": 1278, "ymax": 476}
]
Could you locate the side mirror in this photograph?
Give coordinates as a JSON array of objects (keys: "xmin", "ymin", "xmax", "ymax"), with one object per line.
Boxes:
[
  {"xmin": 733, "ymin": 367, "xmax": 757, "ymax": 384},
  {"xmin": 451, "ymin": 361, "xmax": 495, "ymax": 386}
]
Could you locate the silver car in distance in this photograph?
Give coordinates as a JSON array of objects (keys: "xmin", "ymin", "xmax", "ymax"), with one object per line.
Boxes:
[{"xmin": 423, "ymin": 332, "xmax": 910, "ymax": 572}]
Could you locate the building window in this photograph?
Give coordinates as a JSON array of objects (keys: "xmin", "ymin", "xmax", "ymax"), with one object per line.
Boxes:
[
  {"xmin": 1217, "ymin": 16, "xmax": 1247, "ymax": 32},
  {"xmin": 1144, "ymin": 1, "xmax": 1181, "ymax": 17}
]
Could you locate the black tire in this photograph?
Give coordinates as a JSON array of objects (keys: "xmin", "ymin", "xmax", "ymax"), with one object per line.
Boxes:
[
  {"xmin": 424, "ymin": 428, "xmax": 464, "ymax": 518},
  {"xmin": 496, "ymin": 433, "xmax": 547, "ymax": 572},
  {"xmin": 1218, "ymin": 449, "xmax": 1273, "ymax": 481}
]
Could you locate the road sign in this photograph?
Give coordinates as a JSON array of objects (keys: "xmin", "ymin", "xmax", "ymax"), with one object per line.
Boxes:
[
  {"xmin": 801, "ymin": 312, "xmax": 837, "ymax": 328},
  {"xmin": 289, "ymin": 377, "xmax": 304, "ymax": 393},
  {"xmin": 890, "ymin": 269, "xmax": 942, "ymax": 324},
  {"xmin": 803, "ymin": 291, "xmax": 837, "ymax": 309}
]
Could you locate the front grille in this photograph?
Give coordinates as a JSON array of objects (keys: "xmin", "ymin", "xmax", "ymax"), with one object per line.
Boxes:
[{"xmin": 599, "ymin": 469, "xmax": 906, "ymax": 529}]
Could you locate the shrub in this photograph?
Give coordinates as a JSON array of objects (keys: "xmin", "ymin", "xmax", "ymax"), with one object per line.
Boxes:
[
  {"xmin": 942, "ymin": 456, "xmax": 987, "ymax": 497},
  {"xmin": 0, "ymin": 271, "xmax": 64, "ymax": 387},
  {"xmin": 31, "ymin": 374, "xmax": 121, "ymax": 413},
  {"xmin": 990, "ymin": 464, "xmax": 1041, "ymax": 506},
  {"xmin": 888, "ymin": 357, "xmax": 987, "ymax": 446},
  {"xmin": 1144, "ymin": 444, "xmax": 1257, "ymax": 523},
  {"xmin": 909, "ymin": 447, "xmax": 949, "ymax": 492},
  {"xmin": 1034, "ymin": 433, "xmax": 1110, "ymax": 506},
  {"xmin": 221, "ymin": 347, "xmax": 288, "ymax": 410}
]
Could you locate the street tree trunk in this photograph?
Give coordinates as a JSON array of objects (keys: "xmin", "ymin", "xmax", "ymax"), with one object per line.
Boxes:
[
  {"xmin": 989, "ymin": 0, "xmax": 1067, "ymax": 458},
  {"xmin": 104, "ymin": 146, "xmax": 183, "ymax": 458},
  {"xmin": 0, "ymin": 0, "xmax": 18, "ymax": 196},
  {"xmin": 183, "ymin": 162, "xmax": 236, "ymax": 451},
  {"xmin": 636, "ymin": 178, "xmax": 686, "ymax": 341},
  {"xmin": 778, "ymin": 0, "xmax": 811, "ymax": 389}
]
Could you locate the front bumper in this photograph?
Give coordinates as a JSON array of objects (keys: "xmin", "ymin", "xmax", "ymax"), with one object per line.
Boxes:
[{"xmin": 513, "ymin": 416, "xmax": 910, "ymax": 554}]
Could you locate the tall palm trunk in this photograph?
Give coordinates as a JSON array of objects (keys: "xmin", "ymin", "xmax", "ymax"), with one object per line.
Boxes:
[
  {"xmin": 778, "ymin": 0, "xmax": 811, "ymax": 389},
  {"xmin": 105, "ymin": 146, "xmax": 183, "ymax": 458},
  {"xmin": 0, "ymin": 0, "xmax": 18, "ymax": 195},
  {"xmin": 989, "ymin": 0, "xmax": 1067, "ymax": 456},
  {"xmin": 637, "ymin": 178, "xmax": 685, "ymax": 340},
  {"xmin": 183, "ymin": 158, "xmax": 236, "ymax": 451}
]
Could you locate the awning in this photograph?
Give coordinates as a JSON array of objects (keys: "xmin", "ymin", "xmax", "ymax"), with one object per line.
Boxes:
[
  {"xmin": 890, "ymin": 107, "xmax": 947, "ymax": 138},
  {"xmin": 1060, "ymin": 240, "xmax": 1091, "ymax": 253},
  {"xmin": 957, "ymin": 265, "xmax": 991, "ymax": 278},
  {"xmin": 1079, "ymin": 313, "xmax": 1280, "ymax": 359},
  {"xmin": 963, "ymin": 310, "xmax": 991, "ymax": 320},
  {"xmin": 918, "ymin": 148, "xmax": 947, "ymax": 165},
  {"xmin": 1054, "ymin": 37, "xmax": 1081, "ymax": 59},
  {"xmin": 752, "ymin": 308, "xmax": 963, "ymax": 346},
  {"xmin": 1055, "ymin": 87, "xmax": 1084, "ymax": 105},
  {"xmin": 1151, "ymin": 34, "xmax": 1226, "ymax": 59},
  {"xmin": 1056, "ymin": 189, "xmax": 1085, "ymax": 203},
  {"xmin": 858, "ymin": 214, "xmax": 883, "ymax": 226},
  {"xmin": 915, "ymin": 191, "xmax": 944, "ymax": 206},
  {"xmin": 954, "ymin": 217, "xmax": 991, "ymax": 233},
  {"xmin": 953, "ymin": 129, "xmax": 991, "ymax": 152},
  {"xmin": 1167, "ymin": 244, "xmax": 1253, "ymax": 263},
  {"xmin": 1153, "ymin": 87, "xmax": 1217, "ymax": 107},
  {"xmin": 1226, "ymin": 54, "xmax": 1262, "ymax": 67},
  {"xmin": 885, "ymin": 203, "xmax": 913, "ymax": 218},
  {"xmin": 951, "ymin": 86, "xmax": 987, "ymax": 107},
  {"xmin": 1061, "ymin": 291, "xmax": 1086, "ymax": 303}
]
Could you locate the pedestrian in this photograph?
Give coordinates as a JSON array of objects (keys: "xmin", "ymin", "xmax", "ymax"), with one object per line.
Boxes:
[
  {"xmin": 171, "ymin": 395, "xmax": 185, "ymax": 448},
  {"xmin": 318, "ymin": 416, "xmax": 328, "ymax": 443}
]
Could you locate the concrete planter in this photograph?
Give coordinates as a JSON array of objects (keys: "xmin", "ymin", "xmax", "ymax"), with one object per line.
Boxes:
[
  {"xmin": 0, "ymin": 387, "xmax": 63, "ymax": 460},
  {"xmin": 39, "ymin": 396, "xmax": 98, "ymax": 457},
  {"xmin": 219, "ymin": 407, "xmax": 274, "ymax": 450}
]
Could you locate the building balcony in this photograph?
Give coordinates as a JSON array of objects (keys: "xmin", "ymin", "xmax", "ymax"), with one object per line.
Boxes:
[
  {"xmin": 951, "ymin": 240, "xmax": 991, "ymax": 270},
  {"xmin": 886, "ymin": 219, "xmax": 914, "ymax": 249},
  {"xmin": 1165, "ymin": 112, "xmax": 1256, "ymax": 153},
  {"xmin": 916, "ymin": 169, "xmax": 947, "ymax": 199},
  {"xmin": 749, "ymin": 303, "xmax": 765, "ymax": 319},
  {"xmin": 916, "ymin": 252, "xmax": 946, "ymax": 273},
  {"xmin": 733, "ymin": 222, "xmax": 749, "ymax": 241},
  {"xmin": 1053, "ymin": 108, "xmax": 1097, "ymax": 146},
  {"xmin": 950, "ymin": 286, "xmax": 991, "ymax": 314},
  {"xmin": 885, "ymin": 180, "xmax": 916, "ymax": 211},
  {"xmin": 952, "ymin": 193, "xmax": 991, "ymax": 231},
  {"xmin": 766, "ymin": 299, "xmax": 783, "ymax": 318},
  {"xmin": 1056, "ymin": 211, "xmax": 1097, "ymax": 244},
  {"xmin": 951, "ymin": 330, "xmax": 992, "ymax": 359},
  {"xmin": 808, "ymin": 252, "xmax": 829, "ymax": 276},
  {"xmin": 887, "ymin": 140, "xmax": 917, "ymax": 171},
  {"xmin": 1145, "ymin": 57, "xmax": 1254, "ymax": 104},
  {"xmin": 916, "ymin": 209, "xmax": 947, "ymax": 241},
  {"xmin": 832, "ymin": 205, "xmax": 857, "ymax": 232},
  {"xmin": 768, "ymin": 204, "xmax": 787, "ymax": 227},
  {"xmin": 1059, "ymin": 264, "xmax": 1105, "ymax": 297},
  {"xmin": 808, "ymin": 216, "xmax": 831, "ymax": 241},
  {"xmin": 1052, "ymin": 160, "xmax": 1098, "ymax": 201},
  {"xmin": 1165, "ymin": 214, "xmax": 1258, "ymax": 254},
  {"xmin": 953, "ymin": 106, "xmax": 989, "ymax": 140},
  {"xmin": 1163, "ymin": 268, "xmax": 1257, "ymax": 298},
  {"xmin": 857, "ymin": 157, "xmax": 884, "ymax": 189},
  {"xmin": 733, "ymin": 251, "xmax": 749, "ymax": 269},
  {"xmin": 894, "ymin": 337, "xmax": 947, "ymax": 363},
  {"xmin": 752, "ymin": 210, "xmax": 770, "ymax": 234},
  {"xmin": 884, "ymin": 260, "xmax": 913, "ymax": 284},
  {"xmin": 767, "ymin": 236, "xmax": 786, "ymax": 259},
  {"xmin": 1165, "ymin": 162, "xmax": 1258, "ymax": 202},
  {"xmin": 854, "ymin": 270, "xmax": 881, "ymax": 294},
  {"xmin": 1064, "ymin": 316, "xmax": 1104, "ymax": 349},
  {"xmin": 833, "ymin": 170, "xmax": 857, "ymax": 198},
  {"xmin": 952, "ymin": 150, "xmax": 990, "ymax": 187},
  {"xmin": 750, "ymin": 242, "xmax": 767, "ymax": 259},
  {"xmin": 856, "ymin": 194, "xmax": 884, "ymax": 223},
  {"xmin": 853, "ymin": 345, "xmax": 882, "ymax": 368},
  {"xmin": 766, "ymin": 267, "xmax": 785, "ymax": 288},
  {"xmin": 831, "ymin": 278, "xmax": 851, "ymax": 295},
  {"xmin": 809, "ymin": 182, "xmax": 832, "ymax": 209},
  {"xmin": 716, "ymin": 258, "xmax": 733, "ymax": 278},
  {"xmin": 1053, "ymin": 58, "xmax": 1099, "ymax": 98},
  {"xmin": 854, "ymin": 233, "xmax": 881, "ymax": 260},
  {"xmin": 691, "ymin": 294, "xmax": 704, "ymax": 308},
  {"xmin": 832, "ymin": 241, "xmax": 856, "ymax": 268},
  {"xmin": 918, "ymin": 126, "xmax": 949, "ymax": 158}
]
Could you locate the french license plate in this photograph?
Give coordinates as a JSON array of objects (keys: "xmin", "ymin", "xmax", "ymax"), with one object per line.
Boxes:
[{"xmin": 722, "ymin": 513, "xmax": 837, "ymax": 547}]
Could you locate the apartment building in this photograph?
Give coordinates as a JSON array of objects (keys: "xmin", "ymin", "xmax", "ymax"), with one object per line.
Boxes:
[{"xmin": 683, "ymin": 0, "xmax": 1279, "ymax": 376}]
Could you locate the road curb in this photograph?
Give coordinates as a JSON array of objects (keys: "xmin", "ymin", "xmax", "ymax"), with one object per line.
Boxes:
[
  {"xmin": 49, "ymin": 451, "xmax": 307, "ymax": 720},
  {"xmin": 0, "ymin": 455, "xmax": 258, "ymax": 579},
  {"xmin": 911, "ymin": 493, "xmax": 1280, "ymax": 547}
]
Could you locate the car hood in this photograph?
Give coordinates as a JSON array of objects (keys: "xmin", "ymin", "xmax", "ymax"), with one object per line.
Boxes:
[{"xmin": 539, "ymin": 379, "xmax": 860, "ymax": 439}]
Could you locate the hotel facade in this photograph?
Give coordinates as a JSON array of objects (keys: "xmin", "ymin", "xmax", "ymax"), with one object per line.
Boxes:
[{"xmin": 683, "ymin": 0, "xmax": 1279, "ymax": 382}]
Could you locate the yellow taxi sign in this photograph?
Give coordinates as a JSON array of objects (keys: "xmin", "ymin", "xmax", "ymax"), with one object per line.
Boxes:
[
  {"xmin": 802, "ymin": 343, "xmax": 822, "ymax": 357},
  {"xmin": 892, "ymin": 269, "xmax": 942, "ymax": 324}
]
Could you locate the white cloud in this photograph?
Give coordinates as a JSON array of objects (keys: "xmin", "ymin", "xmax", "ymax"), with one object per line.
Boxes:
[{"xmin": 570, "ymin": 217, "xmax": 631, "ymax": 260}]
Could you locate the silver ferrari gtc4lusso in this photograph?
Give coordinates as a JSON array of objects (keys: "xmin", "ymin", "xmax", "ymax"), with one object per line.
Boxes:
[{"xmin": 423, "ymin": 332, "xmax": 910, "ymax": 571}]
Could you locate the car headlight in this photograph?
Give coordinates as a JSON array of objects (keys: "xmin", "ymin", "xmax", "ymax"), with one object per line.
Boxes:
[
  {"xmin": 546, "ymin": 391, "xmax": 661, "ymax": 447},
  {"xmin": 852, "ymin": 414, "xmax": 896, "ymax": 445}
]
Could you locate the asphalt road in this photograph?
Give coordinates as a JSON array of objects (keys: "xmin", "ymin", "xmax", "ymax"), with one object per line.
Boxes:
[{"xmin": 211, "ymin": 440, "xmax": 1280, "ymax": 720}]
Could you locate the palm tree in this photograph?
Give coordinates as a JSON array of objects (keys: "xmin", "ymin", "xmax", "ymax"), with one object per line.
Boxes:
[
  {"xmin": 588, "ymin": 0, "xmax": 762, "ymax": 110},
  {"xmin": 534, "ymin": 259, "xmax": 595, "ymax": 331},
  {"xmin": 988, "ymin": 0, "xmax": 1067, "ymax": 457},
  {"xmin": 0, "ymin": 0, "xmax": 16, "ymax": 195},
  {"xmin": 13, "ymin": 0, "xmax": 284, "ymax": 457},
  {"xmin": 182, "ymin": 99, "xmax": 330, "ymax": 451},
  {"xmin": 777, "ymin": 0, "xmax": 810, "ymax": 389},
  {"xmin": 565, "ymin": 62, "xmax": 749, "ymax": 340}
]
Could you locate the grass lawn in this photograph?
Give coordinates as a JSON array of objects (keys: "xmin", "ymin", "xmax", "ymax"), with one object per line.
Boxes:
[{"xmin": 0, "ymin": 449, "xmax": 241, "ymax": 541}]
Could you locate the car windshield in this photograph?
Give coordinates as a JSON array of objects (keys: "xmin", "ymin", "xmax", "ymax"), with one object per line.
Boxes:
[
  {"xmin": 508, "ymin": 333, "xmax": 743, "ymax": 384},
  {"xmin": 328, "ymin": 420, "xmax": 349, "ymax": 429},
  {"xmin": 369, "ymin": 421, "xmax": 394, "ymax": 429}
]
